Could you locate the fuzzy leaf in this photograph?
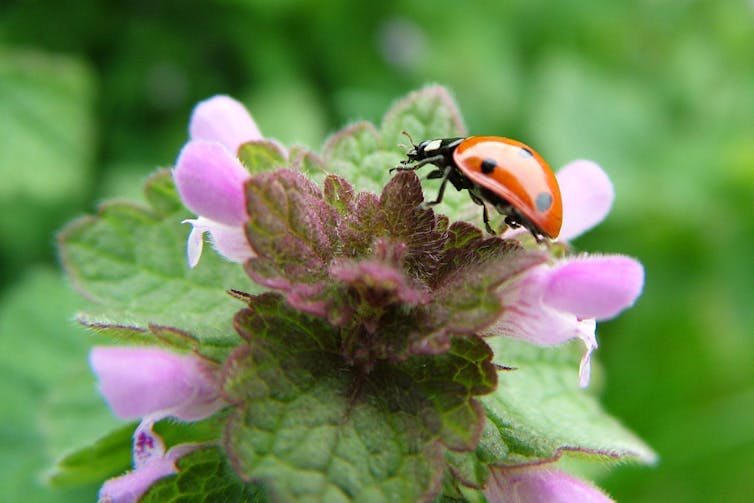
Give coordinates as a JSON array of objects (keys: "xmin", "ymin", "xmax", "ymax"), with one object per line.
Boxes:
[
  {"xmin": 378, "ymin": 172, "xmax": 447, "ymax": 282},
  {"xmin": 425, "ymin": 237, "xmax": 547, "ymax": 340},
  {"xmin": 244, "ymin": 169, "xmax": 340, "ymax": 285},
  {"xmin": 140, "ymin": 447, "xmax": 266, "ymax": 503},
  {"xmin": 322, "ymin": 121, "xmax": 397, "ymax": 193},
  {"xmin": 58, "ymin": 169, "xmax": 257, "ymax": 358},
  {"xmin": 289, "ymin": 145, "xmax": 328, "ymax": 187},
  {"xmin": 237, "ymin": 140, "xmax": 287, "ymax": 174},
  {"xmin": 399, "ymin": 336, "xmax": 497, "ymax": 451},
  {"xmin": 380, "ymin": 85, "xmax": 466, "ymax": 153},
  {"xmin": 322, "ymin": 86, "xmax": 465, "ymax": 199},
  {"xmin": 481, "ymin": 338, "xmax": 658, "ymax": 465},
  {"xmin": 223, "ymin": 295, "xmax": 454, "ymax": 503}
]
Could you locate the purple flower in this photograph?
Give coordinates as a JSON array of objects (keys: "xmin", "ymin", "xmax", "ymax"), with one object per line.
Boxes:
[
  {"xmin": 98, "ymin": 420, "xmax": 200, "ymax": 503},
  {"xmin": 89, "ymin": 346, "xmax": 225, "ymax": 421},
  {"xmin": 173, "ymin": 96, "xmax": 265, "ymax": 268},
  {"xmin": 486, "ymin": 160, "xmax": 644, "ymax": 387},
  {"xmin": 556, "ymin": 159, "xmax": 614, "ymax": 242},
  {"xmin": 484, "ymin": 465, "xmax": 615, "ymax": 503}
]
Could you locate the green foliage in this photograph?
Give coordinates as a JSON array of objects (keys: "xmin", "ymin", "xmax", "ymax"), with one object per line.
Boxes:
[
  {"xmin": 141, "ymin": 447, "xmax": 266, "ymax": 503},
  {"xmin": 58, "ymin": 169, "xmax": 260, "ymax": 361},
  {"xmin": 481, "ymin": 338, "xmax": 656, "ymax": 465},
  {"xmin": 48, "ymin": 423, "xmax": 135, "ymax": 488},
  {"xmin": 237, "ymin": 141, "xmax": 288, "ymax": 174},
  {"xmin": 224, "ymin": 294, "xmax": 449, "ymax": 502},
  {"xmin": 322, "ymin": 85, "xmax": 471, "ymax": 219}
]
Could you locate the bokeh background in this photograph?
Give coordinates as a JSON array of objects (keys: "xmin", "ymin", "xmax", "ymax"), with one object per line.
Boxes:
[{"xmin": 1, "ymin": 1, "xmax": 752, "ymax": 501}]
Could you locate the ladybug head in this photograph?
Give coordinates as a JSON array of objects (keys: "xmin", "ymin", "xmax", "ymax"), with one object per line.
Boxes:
[{"xmin": 400, "ymin": 130, "xmax": 423, "ymax": 160}]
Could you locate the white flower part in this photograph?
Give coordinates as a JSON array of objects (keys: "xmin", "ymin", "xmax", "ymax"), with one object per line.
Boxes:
[
  {"xmin": 183, "ymin": 218, "xmax": 207, "ymax": 268},
  {"xmin": 577, "ymin": 318, "xmax": 597, "ymax": 388},
  {"xmin": 182, "ymin": 217, "xmax": 254, "ymax": 268}
]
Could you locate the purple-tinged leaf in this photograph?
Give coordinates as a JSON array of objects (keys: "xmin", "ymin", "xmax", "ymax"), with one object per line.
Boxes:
[
  {"xmin": 244, "ymin": 169, "xmax": 340, "ymax": 283},
  {"xmin": 378, "ymin": 172, "xmax": 447, "ymax": 281},
  {"xmin": 409, "ymin": 239, "xmax": 546, "ymax": 354},
  {"xmin": 398, "ymin": 336, "xmax": 497, "ymax": 451}
]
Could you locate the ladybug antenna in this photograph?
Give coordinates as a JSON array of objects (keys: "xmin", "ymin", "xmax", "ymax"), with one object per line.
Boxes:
[{"xmin": 400, "ymin": 130, "xmax": 417, "ymax": 150}]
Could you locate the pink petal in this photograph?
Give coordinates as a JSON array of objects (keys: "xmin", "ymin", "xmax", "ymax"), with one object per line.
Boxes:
[
  {"xmin": 483, "ymin": 264, "xmax": 600, "ymax": 387},
  {"xmin": 98, "ymin": 421, "xmax": 201, "ymax": 503},
  {"xmin": 90, "ymin": 347, "xmax": 224, "ymax": 421},
  {"xmin": 543, "ymin": 255, "xmax": 644, "ymax": 320},
  {"xmin": 204, "ymin": 219, "xmax": 255, "ymax": 263},
  {"xmin": 484, "ymin": 465, "xmax": 615, "ymax": 503},
  {"xmin": 182, "ymin": 218, "xmax": 254, "ymax": 267},
  {"xmin": 557, "ymin": 160, "xmax": 614, "ymax": 241},
  {"xmin": 174, "ymin": 141, "xmax": 250, "ymax": 226},
  {"xmin": 189, "ymin": 95, "xmax": 262, "ymax": 154},
  {"xmin": 98, "ymin": 456, "xmax": 176, "ymax": 503},
  {"xmin": 486, "ymin": 265, "xmax": 595, "ymax": 347}
]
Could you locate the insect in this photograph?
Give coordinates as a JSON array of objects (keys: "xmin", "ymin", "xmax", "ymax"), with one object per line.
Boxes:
[{"xmin": 392, "ymin": 134, "xmax": 563, "ymax": 240}]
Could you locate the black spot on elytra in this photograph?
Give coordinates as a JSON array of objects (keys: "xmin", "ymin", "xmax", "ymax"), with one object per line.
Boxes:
[
  {"xmin": 535, "ymin": 192, "xmax": 553, "ymax": 212},
  {"xmin": 481, "ymin": 158, "xmax": 496, "ymax": 174}
]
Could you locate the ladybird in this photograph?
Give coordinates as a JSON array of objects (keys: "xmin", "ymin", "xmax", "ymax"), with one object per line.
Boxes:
[{"xmin": 392, "ymin": 135, "xmax": 562, "ymax": 240}]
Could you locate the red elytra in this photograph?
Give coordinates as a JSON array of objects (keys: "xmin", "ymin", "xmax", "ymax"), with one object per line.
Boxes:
[{"xmin": 393, "ymin": 135, "xmax": 563, "ymax": 240}]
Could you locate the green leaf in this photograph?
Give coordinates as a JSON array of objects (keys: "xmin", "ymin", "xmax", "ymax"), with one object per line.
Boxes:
[
  {"xmin": 322, "ymin": 121, "xmax": 395, "ymax": 193},
  {"xmin": 481, "ymin": 338, "xmax": 657, "ymax": 465},
  {"xmin": 244, "ymin": 169, "xmax": 340, "ymax": 286},
  {"xmin": 237, "ymin": 140, "xmax": 287, "ymax": 174},
  {"xmin": 380, "ymin": 85, "xmax": 466, "ymax": 153},
  {"xmin": 0, "ymin": 49, "xmax": 95, "ymax": 268},
  {"xmin": 48, "ymin": 423, "xmax": 135, "ymax": 488},
  {"xmin": 141, "ymin": 447, "xmax": 267, "ymax": 503},
  {"xmin": 223, "ymin": 295, "xmax": 447, "ymax": 503},
  {"xmin": 321, "ymin": 85, "xmax": 467, "ymax": 208},
  {"xmin": 399, "ymin": 336, "xmax": 497, "ymax": 451},
  {"xmin": 58, "ymin": 169, "xmax": 259, "ymax": 360},
  {"xmin": 289, "ymin": 146, "xmax": 328, "ymax": 188}
]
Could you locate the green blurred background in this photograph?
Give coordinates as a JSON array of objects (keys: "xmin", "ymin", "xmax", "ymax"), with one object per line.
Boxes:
[{"xmin": 1, "ymin": 0, "xmax": 752, "ymax": 501}]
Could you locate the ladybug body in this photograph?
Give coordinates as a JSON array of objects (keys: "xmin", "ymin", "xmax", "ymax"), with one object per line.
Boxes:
[{"xmin": 395, "ymin": 135, "xmax": 562, "ymax": 240}]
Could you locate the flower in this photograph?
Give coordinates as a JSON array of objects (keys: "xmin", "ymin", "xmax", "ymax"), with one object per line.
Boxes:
[
  {"xmin": 89, "ymin": 346, "xmax": 225, "ymax": 421},
  {"xmin": 91, "ymin": 347, "xmax": 223, "ymax": 502},
  {"xmin": 97, "ymin": 420, "xmax": 200, "ymax": 503},
  {"xmin": 556, "ymin": 159, "xmax": 614, "ymax": 242},
  {"xmin": 173, "ymin": 95, "xmax": 267, "ymax": 268},
  {"xmin": 486, "ymin": 160, "xmax": 644, "ymax": 387},
  {"xmin": 484, "ymin": 465, "xmax": 615, "ymax": 503}
]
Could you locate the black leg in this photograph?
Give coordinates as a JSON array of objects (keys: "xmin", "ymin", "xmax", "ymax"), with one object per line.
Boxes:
[
  {"xmin": 390, "ymin": 154, "xmax": 446, "ymax": 173},
  {"xmin": 482, "ymin": 204, "xmax": 495, "ymax": 234},
  {"xmin": 420, "ymin": 165, "xmax": 452, "ymax": 208},
  {"xmin": 469, "ymin": 193, "xmax": 495, "ymax": 234}
]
